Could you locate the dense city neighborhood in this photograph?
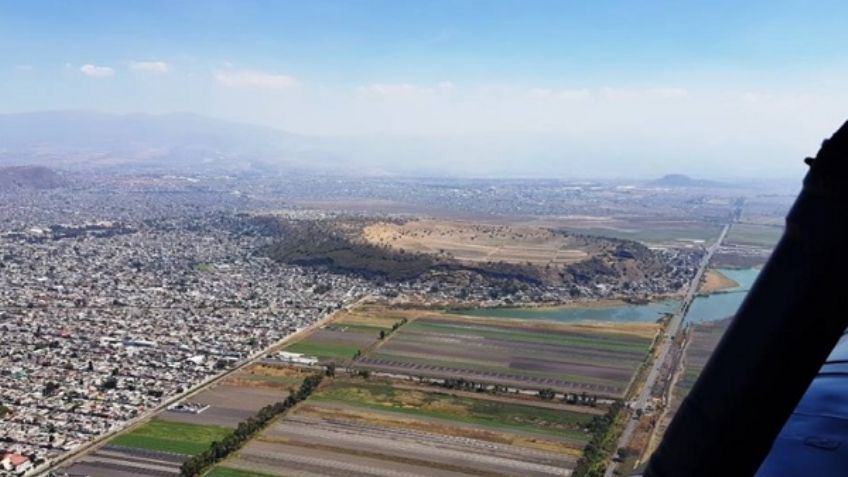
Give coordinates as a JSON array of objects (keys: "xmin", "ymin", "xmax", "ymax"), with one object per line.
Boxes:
[{"xmin": 0, "ymin": 203, "xmax": 372, "ymax": 476}]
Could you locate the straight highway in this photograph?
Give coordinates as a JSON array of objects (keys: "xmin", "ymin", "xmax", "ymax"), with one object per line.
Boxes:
[{"xmin": 605, "ymin": 220, "xmax": 732, "ymax": 477}]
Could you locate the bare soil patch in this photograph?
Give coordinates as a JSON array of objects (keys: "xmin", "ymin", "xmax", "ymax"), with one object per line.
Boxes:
[
  {"xmin": 698, "ymin": 269, "xmax": 738, "ymax": 293},
  {"xmin": 160, "ymin": 383, "xmax": 288, "ymax": 428},
  {"xmin": 362, "ymin": 219, "xmax": 592, "ymax": 266}
]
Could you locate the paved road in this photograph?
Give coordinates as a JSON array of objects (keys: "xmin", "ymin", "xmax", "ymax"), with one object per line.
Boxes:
[{"xmin": 604, "ymin": 222, "xmax": 731, "ymax": 477}]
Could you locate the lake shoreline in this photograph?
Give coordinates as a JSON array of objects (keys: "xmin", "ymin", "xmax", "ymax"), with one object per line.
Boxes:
[{"xmin": 448, "ymin": 267, "xmax": 760, "ymax": 325}]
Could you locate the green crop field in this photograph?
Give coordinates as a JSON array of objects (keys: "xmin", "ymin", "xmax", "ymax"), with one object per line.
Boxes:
[
  {"xmin": 561, "ymin": 221, "xmax": 722, "ymax": 245},
  {"xmin": 279, "ymin": 306, "xmax": 404, "ymax": 362},
  {"xmin": 311, "ymin": 379, "xmax": 593, "ymax": 443},
  {"xmin": 111, "ymin": 419, "xmax": 231, "ymax": 455},
  {"xmin": 726, "ymin": 223, "xmax": 783, "ymax": 247},
  {"xmin": 284, "ymin": 341, "xmax": 360, "ymax": 360}
]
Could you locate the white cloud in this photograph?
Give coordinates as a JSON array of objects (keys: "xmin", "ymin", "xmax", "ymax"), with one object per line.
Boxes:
[
  {"xmin": 554, "ymin": 89, "xmax": 592, "ymax": 100},
  {"xmin": 601, "ymin": 87, "xmax": 689, "ymax": 101},
  {"xmin": 647, "ymin": 87, "xmax": 689, "ymax": 99},
  {"xmin": 359, "ymin": 83, "xmax": 420, "ymax": 96},
  {"xmin": 129, "ymin": 61, "xmax": 170, "ymax": 74},
  {"xmin": 527, "ymin": 88, "xmax": 591, "ymax": 100},
  {"xmin": 358, "ymin": 81, "xmax": 455, "ymax": 97},
  {"xmin": 80, "ymin": 64, "xmax": 115, "ymax": 78},
  {"xmin": 527, "ymin": 87, "xmax": 552, "ymax": 99},
  {"xmin": 214, "ymin": 69, "xmax": 298, "ymax": 90},
  {"xmin": 14, "ymin": 65, "xmax": 33, "ymax": 72}
]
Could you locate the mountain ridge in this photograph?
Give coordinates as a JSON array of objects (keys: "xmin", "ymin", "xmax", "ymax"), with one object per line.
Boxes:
[{"xmin": 0, "ymin": 110, "xmax": 332, "ymax": 174}]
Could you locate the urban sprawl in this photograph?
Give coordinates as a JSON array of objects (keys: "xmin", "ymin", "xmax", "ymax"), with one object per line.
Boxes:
[{"xmin": 0, "ymin": 172, "xmax": 785, "ymax": 476}]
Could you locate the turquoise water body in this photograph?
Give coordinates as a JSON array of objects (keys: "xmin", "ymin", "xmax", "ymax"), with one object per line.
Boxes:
[
  {"xmin": 453, "ymin": 268, "xmax": 760, "ymax": 324},
  {"xmin": 685, "ymin": 268, "xmax": 760, "ymax": 323}
]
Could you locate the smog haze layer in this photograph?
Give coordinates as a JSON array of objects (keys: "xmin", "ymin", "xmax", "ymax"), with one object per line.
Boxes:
[{"xmin": 2, "ymin": 1, "xmax": 847, "ymax": 179}]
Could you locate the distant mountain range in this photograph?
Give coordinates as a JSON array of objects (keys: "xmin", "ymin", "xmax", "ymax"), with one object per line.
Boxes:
[
  {"xmin": 0, "ymin": 111, "xmax": 344, "ymax": 174},
  {"xmin": 0, "ymin": 111, "xmax": 763, "ymax": 181},
  {"xmin": 0, "ymin": 165, "xmax": 66, "ymax": 190}
]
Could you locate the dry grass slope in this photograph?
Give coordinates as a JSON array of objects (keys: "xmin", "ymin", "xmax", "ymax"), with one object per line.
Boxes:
[{"xmin": 363, "ymin": 219, "xmax": 592, "ymax": 265}]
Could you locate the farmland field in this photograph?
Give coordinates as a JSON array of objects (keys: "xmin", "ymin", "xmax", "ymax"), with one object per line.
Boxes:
[
  {"xmin": 285, "ymin": 340, "xmax": 362, "ymax": 360},
  {"xmin": 160, "ymin": 364, "xmax": 308, "ymax": 428},
  {"xmin": 217, "ymin": 377, "xmax": 589, "ymax": 477},
  {"xmin": 454, "ymin": 299, "xmax": 679, "ymax": 323},
  {"xmin": 61, "ymin": 445, "xmax": 187, "ymax": 477},
  {"xmin": 207, "ymin": 467, "xmax": 282, "ymax": 477},
  {"xmin": 358, "ymin": 312, "xmax": 658, "ymax": 397},
  {"xmin": 725, "ymin": 222, "xmax": 783, "ymax": 248},
  {"xmin": 64, "ymin": 304, "xmax": 656, "ymax": 477},
  {"xmin": 63, "ymin": 420, "xmax": 225, "ymax": 476},
  {"xmin": 110, "ymin": 419, "xmax": 231, "ymax": 455},
  {"xmin": 548, "ymin": 217, "xmax": 723, "ymax": 246},
  {"xmin": 59, "ymin": 364, "xmax": 307, "ymax": 477},
  {"xmin": 651, "ymin": 318, "xmax": 731, "ymax": 453},
  {"xmin": 311, "ymin": 379, "xmax": 594, "ymax": 443},
  {"xmin": 675, "ymin": 319, "xmax": 730, "ymax": 398},
  {"xmin": 281, "ymin": 306, "xmax": 412, "ymax": 363},
  {"xmin": 160, "ymin": 384, "xmax": 286, "ymax": 428}
]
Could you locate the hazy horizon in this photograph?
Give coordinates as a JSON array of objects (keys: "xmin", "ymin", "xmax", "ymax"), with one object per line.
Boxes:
[
  {"xmin": 0, "ymin": 109, "xmax": 814, "ymax": 182},
  {"xmin": 3, "ymin": 1, "xmax": 846, "ymax": 179}
]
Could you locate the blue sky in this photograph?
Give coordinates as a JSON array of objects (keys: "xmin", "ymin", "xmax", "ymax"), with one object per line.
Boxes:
[{"xmin": 2, "ymin": 1, "xmax": 848, "ymax": 177}]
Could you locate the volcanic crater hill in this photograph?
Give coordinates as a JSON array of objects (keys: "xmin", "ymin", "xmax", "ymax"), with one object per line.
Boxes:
[
  {"xmin": 0, "ymin": 165, "xmax": 66, "ymax": 190},
  {"xmin": 262, "ymin": 219, "xmax": 452, "ymax": 282},
  {"xmin": 262, "ymin": 218, "xmax": 689, "ymax": 291},
  {"xmin": 648, "ymin": 174, "xmax": 728, "ymax": 189}
]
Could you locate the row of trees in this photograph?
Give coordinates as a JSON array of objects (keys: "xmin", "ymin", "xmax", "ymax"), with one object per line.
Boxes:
[
  {"xmin": 378, "ymin": 317, "xmax": 408, "ymax": 340},
  {"xmin": 440, "ymin": 377, "xmax": 491, "ymax": 392},
  {"xmin": 179, "ymin": 373, "xmax": 324, "ymax": 477},
  {"xmin": 427, "ymin": 378, "xmax": 602, "ymax": 407},
  {"xmin": 572, "ymin": 400, "xmax": 625, "ymax": 477},
  {"xmin": 563, "ymin": 391, "xmax": 599, "ymax": 406},
  {"xmin": 538, "ymin": 389, "xmax": 599, "ymax": 406}
]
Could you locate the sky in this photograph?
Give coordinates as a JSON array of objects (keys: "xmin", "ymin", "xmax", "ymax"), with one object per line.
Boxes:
[{"xmin": 1, "ymin": 0, "xmax": 848, "ymax": 178}]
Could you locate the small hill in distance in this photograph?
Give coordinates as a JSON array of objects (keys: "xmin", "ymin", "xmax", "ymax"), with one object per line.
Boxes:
[
  {"xmin": 649, "ymin": 174, "xmax": 728, "ymax": 188},
  {"xmin": 0, "ymin": 165, "xmax": 65, "ymax": 190}
]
